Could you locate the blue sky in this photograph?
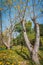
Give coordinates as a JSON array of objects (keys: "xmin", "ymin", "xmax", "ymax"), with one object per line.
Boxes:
[{"xmin": 0, "ymin": 0, "xmax": 43, "ymax": 31}]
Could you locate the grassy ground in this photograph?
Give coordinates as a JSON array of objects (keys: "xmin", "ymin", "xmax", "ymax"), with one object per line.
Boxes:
[{"xmin": 0, "ymin": 45, "xmax": 43, "ymax": 65}]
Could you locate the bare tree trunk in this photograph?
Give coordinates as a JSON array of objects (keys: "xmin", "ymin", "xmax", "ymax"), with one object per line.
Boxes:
[
  {"xmin": 3, "ymin": 40, "xmax": 10, "ymax": 49},
  {"xmin": 7, "ymin": 36, "xmax": 11, "ymax": 49},
  {"xmin": 7, "ymin": 32, "xmax": 12, "ymax": 49},
  {"xmin": 22, "ymin": 20, "xmax": 40, "ymax": 65},
  {"xmin": 22, "ymin": 20, "xmax": 33, "ymax": 52},
  {"xmin": 3, "ymin": 36, "xmax": 11, "ymax": 49},
  {"xmin": 32, "ymin": 23, "xmax": 40, "ymax": 65}
]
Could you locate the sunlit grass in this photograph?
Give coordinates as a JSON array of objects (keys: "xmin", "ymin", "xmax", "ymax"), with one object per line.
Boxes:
[{"xmin": 0, "ymin": 45, "xmax": 43, "ymax": 65}]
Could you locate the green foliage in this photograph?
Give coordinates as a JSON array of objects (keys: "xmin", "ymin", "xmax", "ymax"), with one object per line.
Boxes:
[
  {"xmin": 39, "ymin": 24, "xmax": 43, "ymax": 36},
  {"xmin": 40, "ymin": 36, "xmax": 43, "ymax": 45},
  {"xmin": 12, "ymin": 21, "xmax": 35, "ymax": 46},
  {"xmin": 27, "ymin": 31, "xmax": 35, "ymax": 45},
  {"xmin": 15, "ymin": 21, "xmax": 32, "ymax": 32},
  {"xmin": 12, "ymin": 31, "xmax": 35, "ymax": 46},
  {"xmin": 12, "ymin": 32, "xmax": 25, "ymax": 46},
  {"xmin": 0, "ymin": 45, "xmax": 6, "ymax": 50},
  {"xmin": 15, "ymin": 23, "xmax": 22, "ymax": 32},
  {"xmin": 25, "ymin": 21, "xmax": 32, "ymax": 32}
]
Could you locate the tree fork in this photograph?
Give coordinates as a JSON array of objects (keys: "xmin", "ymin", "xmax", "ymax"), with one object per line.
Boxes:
[{"xmin": 32, "ymin": 22, "xmax": 40, "ymax": 65}]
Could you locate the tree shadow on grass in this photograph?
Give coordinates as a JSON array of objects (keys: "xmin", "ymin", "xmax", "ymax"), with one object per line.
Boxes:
[
  {"xmin": 15, "ymin": 50, "xmax": 34, "ymax": 65},
  {"xmin": 15, "ymin": 50, "xmax": 30, "ymax": 60}
]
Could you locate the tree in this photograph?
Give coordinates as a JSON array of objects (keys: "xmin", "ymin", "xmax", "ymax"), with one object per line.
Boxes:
[
  {"xmin": 28, "ymin": 0, "xmax": 43, "ymax": 64},
  {"xmin": 0, "ymin": 0, "xmax": 16, "ymax": 49},
  {"xmin": 14, "ymin": 0, "xmax": 43, "ymax": 65},
  {"xmin": 14, "ymin": 0, "xmax": 33, "ymax": 63}
]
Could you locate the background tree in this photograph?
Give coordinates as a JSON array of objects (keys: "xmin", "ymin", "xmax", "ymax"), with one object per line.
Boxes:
[{"xmin": 0, "ymin": 0, "xmax": 17, "ymax": 49}]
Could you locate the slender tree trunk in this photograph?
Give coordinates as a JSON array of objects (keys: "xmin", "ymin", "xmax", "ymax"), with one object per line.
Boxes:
[
  {"xmin": 7, "ymin": 4, "xmax": 12, "ymax": 49},
  {"xmin": 0, "ymin": 10, "xmax": 10, "ymax": 49},
  {"xmin": 22, "ymin": 20, "xmax": 33, "ymax": 52},
  {"xmin": 32, "ymin": 23, "xmax": 40, "ymax": 65},
  {"xmin": 8, "ymin": 32, "xmax": 12, "ymax": 49},
  {"xmin": 7, "ymin": 37, "xmax": 10, "ymax": 49}
]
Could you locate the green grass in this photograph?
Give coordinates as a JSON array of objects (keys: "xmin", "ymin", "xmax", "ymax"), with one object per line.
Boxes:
[{"xmin": 0, "ymin": 45, "xmax": 43, "ymax": 65}]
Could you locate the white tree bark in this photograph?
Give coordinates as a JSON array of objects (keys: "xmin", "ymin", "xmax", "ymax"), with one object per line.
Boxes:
[
  {"xmin": 32, "ymin": 23, "xmax": 40, "ymax": 65},
  {"xmin": 2, "ymin": 29, "xmax": 12, "ymax": 49},
  {"xmin": 22, "ymin": 20, "xmax": 33, "ymax": 52},
  {"xmin": 3, "ymin": 38, "xmax": 10, "ymax": 49}
]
